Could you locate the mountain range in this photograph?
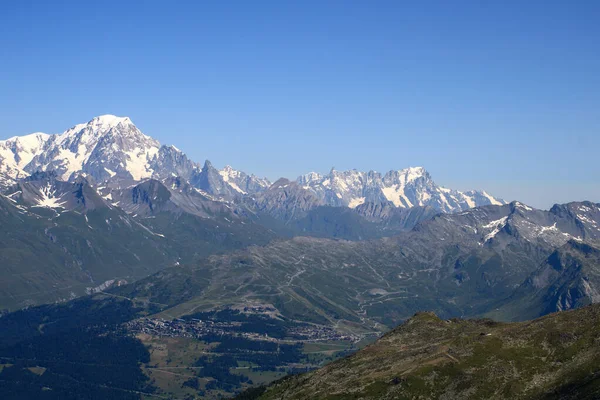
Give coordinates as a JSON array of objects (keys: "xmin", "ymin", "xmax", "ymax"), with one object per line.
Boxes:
[
  {"xmin": 106, "ymin": 200, "xmax": 600, "ymax": 331},
  {"xmin": 0, "ymin": 115, "xmax": 504, "ymax": 212},
  {"xmin": 0, "ymin": 116, "xmax": 598, "ymax": 319},
  {"xmin": 0, "ymin": 115, "xmax": 510, "ymax": 310},
  {"xmin": 1, "ymin": 115, "xmax": 600, "ymax": 399}
]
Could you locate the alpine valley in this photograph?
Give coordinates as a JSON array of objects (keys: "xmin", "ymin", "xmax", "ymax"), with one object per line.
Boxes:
[
  {"xmin": 0, "ymin": 115, "xmax": 505, "ymax": 310},
  {"xmin": 1, "ymin": 115, "xmax": 600, "ymax": 399}
]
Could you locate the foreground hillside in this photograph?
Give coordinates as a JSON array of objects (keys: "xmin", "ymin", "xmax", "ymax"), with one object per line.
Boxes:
[{"xmin": 248, "ymin": 304, "xmax": 600, "ymax": 400}]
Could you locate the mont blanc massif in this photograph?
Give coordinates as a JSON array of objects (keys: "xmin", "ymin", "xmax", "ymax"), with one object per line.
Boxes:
[{"xmin": 1, "ymin": 115, "xmax": 599, "ymax": 400}]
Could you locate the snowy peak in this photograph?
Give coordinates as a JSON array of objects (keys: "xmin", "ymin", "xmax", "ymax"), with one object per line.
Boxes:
[
  {"xmin": 0, "ymin": 132, "xmax": 50, "ymax": 181},
  {"xmin": 296, "ymin": 167, "xmax": 505, "ymax": 212},
  {"xmin": 0, "ymin": 132, "xmax": 50, "ymax": 152},
  {"xmin": 4, "ymin": 115, "xmax": 162, "ymax": 183},
  {"xmin": 0, "ymin": 115, "xmax": 271, "ymax": 201},
  {"xmin": 218, "ymin": 165, "xmax": 271, "ymax": 195},
  {"xmin": 88, "ymin": 114, "xmax": 133, "ymax": 129},
  {"xmin": 148, "ymin": 145, "xmax": 199, "ymax": 181},
  {"xmin": 1, "ymin": 115, "xmax": 505, "ymax": 215},
  {"xmin": 383, "ymin": 166, "xmax": 429, "ymax": 185},
  {"xmin": 298, "ymin": 171, "xmax": 323, "ymax": 186},
  {"xmin": 442, "ymin": 200, "xmax": 600, "ymax": 247}
]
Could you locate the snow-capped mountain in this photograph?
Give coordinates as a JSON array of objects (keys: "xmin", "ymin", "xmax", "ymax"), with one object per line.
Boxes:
[
  {"xmin": 446, "ymin": 201, "xmax": 600, "ymax": 247},
  {"xmin": 219, "ymin": 165, "xmax": 270, "ymax": 195},
  {"xmin": 23, "ymin": 115, "xmax": 161, "ymax": 182},
  {"xmin": 148, "ymin": 145, "xmax": 198, "ymax": 181},
  {"xmin": 297, "ymin": 166, "xmax": 504, "ymax": 212},
  {"xmin": 1, "ymin": 114, "xmax": 504, "ymax": 215},
  {"xmin": 0, "ymin": 115, "xmax": 270, "ymax": 199},
  {"xmin": 0, "ymin": 132, "xmax": 50, "ymax": 184}
]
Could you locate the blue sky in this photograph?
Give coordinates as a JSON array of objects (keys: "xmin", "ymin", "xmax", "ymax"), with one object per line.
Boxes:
[{"xmin": 1, "ymin": 1, "xmax": 598, "ymax": 208}]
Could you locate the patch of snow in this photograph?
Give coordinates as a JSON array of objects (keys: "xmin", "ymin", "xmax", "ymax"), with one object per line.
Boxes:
[
  {"xmin": 462, "ymin": 194, "xmax": 475, "ymax": 208},
  {"xmin": 482, "ymin": 191, "xmax": 503, "ymax": 206},
  {"xmin": 228, "ymin": 181, "xmax": 247, "ymax": 194},
  {"xmin": 482, "ymin": 216, "xmax": 508, "ymax": 242},
  {"xmin": 420, "ymin": 191, "xmax": 432, "ymax": 202},
  {"xmin": 515, "ymin": 202, "xmax": 533, "ymax": 211},
  {"xmin": 382, "ymin": 185, "xmax": 413, "ymax": 208},
  {"xmin": 124, "ymin": 148, "xmax": 155, "ymax": 180},
  {"xmin": 219, "ymin": 166, "xmax": 248, "ymax": 194},
  {"xmin": 35, "ymin": 183, "xmax": 67, "ymax": 208},
  {"xmin": 348, "ymin": 197, "xmax": 366, "ymax": 208},
  {"xmin": 540, "ymin": 223, "xmax": 558, "ymax": 233}
]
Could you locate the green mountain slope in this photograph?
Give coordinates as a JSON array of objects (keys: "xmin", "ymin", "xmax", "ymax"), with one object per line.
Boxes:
[
  {"xmin": 0, "ymin": 176, "xmax": 280, "ymax": 311},
  {"xmin": 0, "ymin": 193, "xmax": 178, "ymax": 310},
  {"xmin": 249, "ymin": 304, "xmax": 600, "ymax": 400}
]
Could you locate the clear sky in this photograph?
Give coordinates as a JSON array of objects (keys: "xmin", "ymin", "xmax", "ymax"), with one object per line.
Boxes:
[{"xmin": 1, "ymin": 1, "xmax": 598, "ymax": 209}]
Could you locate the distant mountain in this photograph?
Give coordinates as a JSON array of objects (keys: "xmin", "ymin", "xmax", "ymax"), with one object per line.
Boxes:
[
  {"xmin": 108, "ymin": 201, "xmax": 600, "ymax": 331},
  {"xmin": 0, "ymin": 114, "xmax": 552, "ymax": 313},
  {"xmin": 297, "ymin": 166, "xmax": 504, "ymax": 212},
  {"xmin": 246, "ymin": 303, "xmax": 600, "ymax": 400},
  {"xmin": 0, "ymin": 179, "xmax": 177, "ymax": 310},
  {"xmin": 250, "ymin": 178, "xmax": 325, "ymax": 221},
  {"xmin": 5, "ymin": 171, "xmax": 107, "ymax": 211},
  {"xmin": 0, "ymin": 132, "xmax": 49, "ymax": 184},
  {"xmin": 1, "ymin": 200, "xmax": 599, "ymax": 398},
  {"xmin": 0, "ymin": 115, "xmax": 270, "ymax": 200},
  {"xmin": 490, "ymin": 236, "xmax": 600, "ymax": 321},
  {"xmin": 219, "ymin": 164, "xmax": 271, "ymax": 195},
  {"xmin": 0, "ymin": 115, "xmax": 504, "ymax": 215},
  {"xmin": 27, "ymin": 115, "xmax": 160, "ymax": 182},
  {"xmin": 0, "ymin": 173, "xmax": 279, "ymax": 311}
]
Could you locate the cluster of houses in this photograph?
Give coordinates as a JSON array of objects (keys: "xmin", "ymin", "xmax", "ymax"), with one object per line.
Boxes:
[{"xmin": 126, "ymin": 316, "xmax": 366, "ymax": 343}]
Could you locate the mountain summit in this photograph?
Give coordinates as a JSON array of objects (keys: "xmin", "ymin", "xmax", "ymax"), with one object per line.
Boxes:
[
  {"xmin": 0, "ymin": 115, "xmax": 160, "ymax": 183},
  {"xmin": 1, "ymin": 115, "xmax": 504, "ymax": 213},
  {"xmin": 296, "ymin": 166, "xmax": 504, "ymax": 212}
]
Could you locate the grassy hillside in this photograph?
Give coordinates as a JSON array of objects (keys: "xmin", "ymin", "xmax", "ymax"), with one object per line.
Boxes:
[{"xmin": 248, "ymin": 304, "xmax": 600, "ymax": 400}]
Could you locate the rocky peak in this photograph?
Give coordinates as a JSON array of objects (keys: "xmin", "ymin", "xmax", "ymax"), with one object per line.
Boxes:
[
  {"xmin": 5, "ymin": 171, "xmax": 106, "ymax": 212},
  {"xmin": 296, "ymin": 166, "xmax": 505, "ymax": 212},
  {"xmin": 218, "ymin": 165, "xmax": 271, "ymax": 195},
  {"xmin": 19, "ymin": 115, "xmax": 161, "ymax": 182}
]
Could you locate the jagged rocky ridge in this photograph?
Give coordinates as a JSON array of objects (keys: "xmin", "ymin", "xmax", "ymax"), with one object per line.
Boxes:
[
  {"xmin": 0, "ymin": 115, "xmax": 504, "ymax": 215},
  {"xmin": 297, "ymin": 166, "xmax": 504, "ymax": 212},
  {"xmin": 2, "ymin": 115, "xmax": 599, "ymax": 319}
]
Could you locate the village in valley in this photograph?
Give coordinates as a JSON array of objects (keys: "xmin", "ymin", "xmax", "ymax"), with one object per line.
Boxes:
[{"xmin": 126, "ymin": 315, "xmax": 364, "ymax": 344}]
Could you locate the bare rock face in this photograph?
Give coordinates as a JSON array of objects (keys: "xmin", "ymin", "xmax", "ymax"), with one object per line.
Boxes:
[{"xmin": 251, "ymin": 178, "xmax": 325, "ymax": 221}]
